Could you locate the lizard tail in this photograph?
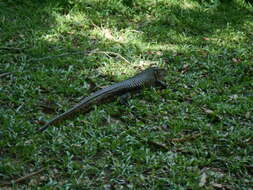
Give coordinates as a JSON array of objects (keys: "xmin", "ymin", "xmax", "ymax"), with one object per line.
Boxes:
[
  {"xmin": 37, "ymin": 123, "xmax": 50, "ymax": 132},
  {"xmin": 37, "ymin": 99, "xmax": 91, "ymax": 132}
]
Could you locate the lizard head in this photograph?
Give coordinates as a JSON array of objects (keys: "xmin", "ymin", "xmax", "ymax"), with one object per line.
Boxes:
[{"xmin": 153, "ymin": 67, "xmax": 167, "ymax": 81}]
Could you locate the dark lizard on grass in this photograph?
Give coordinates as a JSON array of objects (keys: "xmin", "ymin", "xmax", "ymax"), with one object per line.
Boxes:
[{"xmin": 38, "ymin": 67, "xmax": 167, "ymax": 132}]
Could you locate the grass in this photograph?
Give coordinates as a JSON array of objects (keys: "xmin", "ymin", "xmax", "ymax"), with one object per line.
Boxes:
[{"xmin": 0, "ymin": 0, "xmax": 252, "ymax": 189}]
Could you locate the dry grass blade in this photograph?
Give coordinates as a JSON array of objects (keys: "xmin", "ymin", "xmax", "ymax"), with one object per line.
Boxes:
[
  {"xmin": 29, "ymin": 51, "xmax": 91, "ymax": 62},
  {"xmin": 29, "ymin": 49, "xmax": 130, "ymax": 64},
  {"xmin": 0, "ymin": 47, "xmax": 23, "ymax": 52},
  {"xmin": 147, "ymin": 140, "xmax": 169, "ymax": 150},
  {"xmin": 171, "ymin": 133, "xmax": 203, "ymax": 143},
  {"xmin": 0, "ymin": 72, "xmax": 11, "ymax": 78},
  {"xmin": 89, "ymin": 50, "xmax": 131, "ymax": 64},
  {"xmin": 0, "ymin": 168, "xmax": 45, "ymax": 186}
]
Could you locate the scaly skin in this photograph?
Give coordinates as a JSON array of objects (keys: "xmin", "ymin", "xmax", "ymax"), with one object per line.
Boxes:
[{"xmin": 38, "ymin": 67, "xmax": 166, "ymax": 132}]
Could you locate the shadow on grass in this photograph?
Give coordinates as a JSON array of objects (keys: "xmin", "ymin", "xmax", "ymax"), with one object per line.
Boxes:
[{"xmin": 1, "ymin": 0, "xmax": 252, "ymax": 62}]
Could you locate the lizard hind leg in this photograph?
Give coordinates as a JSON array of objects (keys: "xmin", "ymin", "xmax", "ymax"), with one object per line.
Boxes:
[
  {"xmin": 156, "ymin": 80, "xmax": 167, "ymax": 89},
  {"xmin": 118, "ymin": 92, "xmax": 131, "ymax": 105}
]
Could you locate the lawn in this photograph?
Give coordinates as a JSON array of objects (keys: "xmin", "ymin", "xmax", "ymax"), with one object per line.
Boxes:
[{"xmin": 0, "ymin": 0, "xmax": 252, "ymax": 189}]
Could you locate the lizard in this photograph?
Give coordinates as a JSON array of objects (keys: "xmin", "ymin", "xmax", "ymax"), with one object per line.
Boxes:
[{"xmin": 37, "ymin": 67, "xmax": 167, "ymax": 132}]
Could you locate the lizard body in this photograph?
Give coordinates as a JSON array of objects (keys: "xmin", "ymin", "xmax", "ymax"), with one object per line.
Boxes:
[{"xmin": 38, "ymin": 67, "xmax": 166, "ymax": 132}]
